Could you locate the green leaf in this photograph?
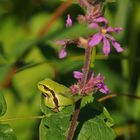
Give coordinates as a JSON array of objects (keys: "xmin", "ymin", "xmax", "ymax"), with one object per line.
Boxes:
[
  {"xmin": 46, "ymin": 23, "xmax": 96, "ymax": 42},
  {"xmin": 39, "ymin": 106, "xmax": 74, "ymax": 140},
  {"xmin": 0, "ymin": 124, "xmax": 17, "ymax": 140},
  {"xmin": 89, "ymin": 101, "xmax": 114, "ymax": 127},
  {"xmin": 9, "ymin": 39, "xmax": 39, "ymax": 63},
  {"xmin": 55, "ymin": 58, "xmax": 83, "ymax": 74},
  {"xmin": 40, "ymin": 116, "xmax": 69, "ymax": 140},
  {"xmin": 40, "ymin": 99, "xmax": 115, "ymax": 140},
  {"xmin": 81, "ymin": 95, "xmax": 94, "ymax": 108},
  {"xmin": 72, "ymin": 102, "xmax": 116, "ymax": 140},
  {"xmin": 77, "ymin": 117, "xmax": 116, "ymax": 140},
  {"xmin": 99, "ymin": 107, "xmax": 114, "ymax": 127},
  {"xmin": 0, "ymin": 90, "xmax": 7, "ymax": 117}
]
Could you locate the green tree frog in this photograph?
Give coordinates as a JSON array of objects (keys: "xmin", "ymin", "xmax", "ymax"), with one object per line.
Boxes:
[{"xmin": 37, "ymin": 78, "xmax": 77, "ymax": 112}]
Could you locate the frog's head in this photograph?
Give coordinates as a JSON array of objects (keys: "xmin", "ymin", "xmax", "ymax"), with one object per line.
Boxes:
[{"xmin": 37, "ymin": 79, "xmax": 54, "ymax": 98}]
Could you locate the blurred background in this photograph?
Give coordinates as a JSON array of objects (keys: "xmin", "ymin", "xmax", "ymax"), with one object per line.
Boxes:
[{"xmin": 0, "ymin": 0, "xmax": 140, "ymax": 139}]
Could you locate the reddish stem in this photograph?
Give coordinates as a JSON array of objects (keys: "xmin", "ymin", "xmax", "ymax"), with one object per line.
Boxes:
[
  {"xmin": 66, "ymin": 46, "xmax": 91, "ymax": 140},
  {"xmin": 81, "ymin": 46, "xmax": 92, "ymax": 93},
  {"xmin": 66, "ymin": 99, "xmax": 81, "ymax": 140}
]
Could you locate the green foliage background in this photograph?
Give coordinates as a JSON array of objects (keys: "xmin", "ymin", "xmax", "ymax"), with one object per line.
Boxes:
[{"xmin": 0, "ymin": 0, "xmax": 140, "ymax": 139}]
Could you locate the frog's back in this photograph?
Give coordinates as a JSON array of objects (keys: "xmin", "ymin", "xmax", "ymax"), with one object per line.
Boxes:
[{"xmin": 40, "ymin": 78, "xmax": 69, "ymax": 94}]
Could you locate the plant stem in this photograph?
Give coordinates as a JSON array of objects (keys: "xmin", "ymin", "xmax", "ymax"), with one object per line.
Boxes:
[
  {"xmin": 67, "ymin": 46, "xmax": 92, "ymax": 140},
  {"xmin": 81, "ymin": 46, "xmax": 92, "ymax": 88},
  {"xmin": 0, "ymin": 115, "xmax": 46, "ymax": 122},
  {"xmin": 98, "ymin": 93, "xmax": 140, "ymax": 102},
  {"xmin": 66, "ymin": 99, "xmax": 81, "ymax": 140}
]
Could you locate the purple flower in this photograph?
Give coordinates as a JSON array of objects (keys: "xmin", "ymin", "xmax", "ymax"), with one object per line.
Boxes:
[
  {"xmin": 59, "ymin": 47, "xmax": 67, "ymax": 59},
  {"xmin": 95, "ymin": 74, "xmax": 110, "ymax": 94},
  {"xmin": 88, "ymin": 33, "xmax": 103, "ymax": 47},
  {"xmin": 66, "ymin": 14, "xmax": 72, "ymax": 27},
  {"xmin": 73, "ymin": 71, "xmax": 83, "ymax": 79},
  {"xmin": 56, "ymin": 40, "xmax": 66, "ymax": 45},
  {"xmin": 56, "ymin": 40, "xmax": 68, "ymax": 59},
  {"xmin": 98, "ymin": 83, "xmax": 110, "ymax": 94},
  {"xmin": 94, "ymin": 17, "xmax": 108, "ymax": 24},
  {"xmin": 70, "ymin": 84, "xmax": 79, "ymax": 94},
  {"xmin": 70, "ymin": 72, "xmax": 110, "ymax": 95},
  {"xmin": 87, "ymin": 73, "xmax": 110, "ymax": 94},
  {"xmin": 86, "ymin": 16, "xmax": 108, "ymax": 25},
  {"xmin": 95, "ymin": 73, "xmax": 104, "ymax": 81},
  {"xmin": 88, "ymin": 22, "xmax": 124, "ymax": 56}
]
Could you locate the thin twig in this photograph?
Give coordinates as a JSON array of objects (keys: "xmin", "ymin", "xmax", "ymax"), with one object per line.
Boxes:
[
  {"xmin": 98, "ymin": 93, "xmax": 140, "ymax": 102},
  {"xmin": 0, "ymin": 115, "xmax": 46, "ymax": 122}
]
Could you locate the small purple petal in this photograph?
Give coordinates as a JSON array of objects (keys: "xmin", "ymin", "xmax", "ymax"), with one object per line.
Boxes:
[
  {"xmin": 94, "ymin": 17, "xmax": 108, "ymax": 24},
  {"xmin": 105, "ymin": 34, "xmax": 115, "ymax": 41},
  {"xmin": 95, "ymin": 74, "xmax": 110, "ymax": 94},
  {"xmin": 73, "ymin": 71, "xmax": 83, "ymax": 79},
  {"xmin": 56, "ymin": 40, "xmax": 66, "ymax": 45},
  {"xmin": 103, "ymin": 37, "xmax": 110, "ymax": 56},
  {"xmin": 112, "ymin": 41, "xmax": 124, "ymax": 52},
  {"xmin": 88, "ymin": 23, "xmax": 99, "ymax": 29},
  {"xmin": 113, "ymin": 27, "xmax": 123, "ymax": 33},
  {"xmin": 59, "ymin": 47, "xmax": 67, "ymax": 59},
  {"xmin": 89, "ymin": 33, "xmax": 103, "ymax": 47},
  {"xmin": 66, "ymin": 14, "xmax": 72, "ymax": 27},
  {"xmin": 106, "ymin": 27, "xmax": 114, "ymax": 32},
  {"xmin": 95, "ymin": 74, "xmax": 104, "ymax": 82},
  {"xmin": 106, "ymin": 27, "xmax": 123, "ymax": 33},
  {"xmin": 99, "ymin": 84, "xmax": 110, "ymax": 94},
  {"xmin": 91, "ymin": 72, "xmax": 94, "ymax": 78}
]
